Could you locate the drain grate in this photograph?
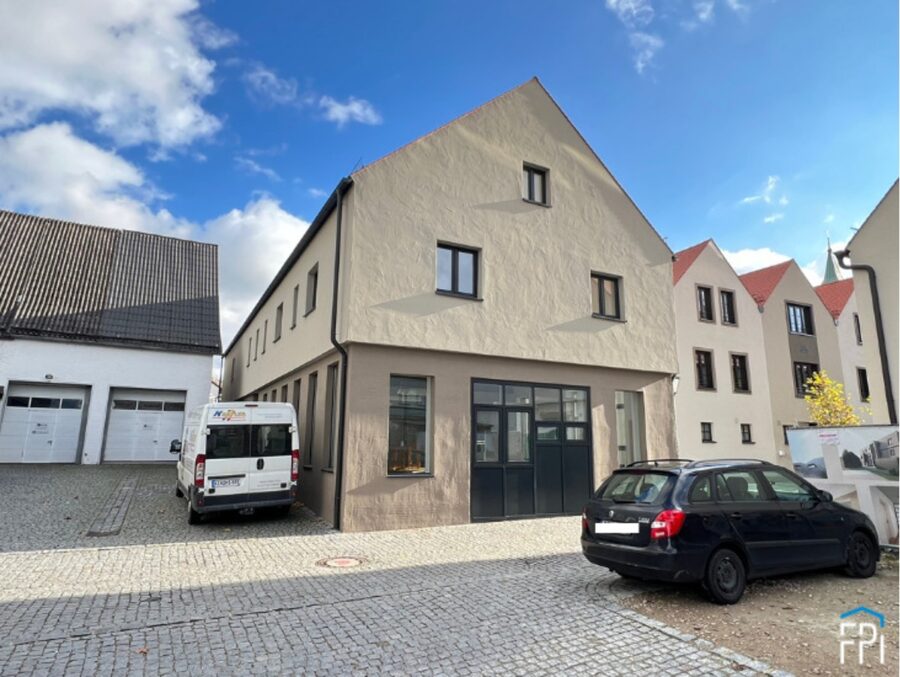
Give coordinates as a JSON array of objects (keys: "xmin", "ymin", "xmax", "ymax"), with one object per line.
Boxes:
[{"xmin": 316, "ymin": 556, "xmax": 366, "ymax": 569}]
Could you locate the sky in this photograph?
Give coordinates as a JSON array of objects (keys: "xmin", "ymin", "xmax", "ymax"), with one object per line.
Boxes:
[{"xmin": 0, "ymin": 0, "xmax": 896, "ymax": 347}]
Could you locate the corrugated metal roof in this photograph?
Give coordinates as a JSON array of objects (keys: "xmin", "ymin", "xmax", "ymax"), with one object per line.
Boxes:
[{"xmin": 0, "ymin": 210, "xmax": 220, "ymax": 353}]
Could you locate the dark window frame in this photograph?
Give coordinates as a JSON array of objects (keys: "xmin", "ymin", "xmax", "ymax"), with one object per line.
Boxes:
[
  {"xmin": 231, "ymin": 357, "xmax": 236, "ymax": 383},
  {"xmin": 436, "ymin": 243, "xmax": 479, "ymax": 299},
  {"xmin": 786, "ymin": 302, "xmax": 815, "ymax": 336},
  {"xmin": 274, "ymin": 303, "xmax": 283, "ymax": 342},
  {"xmin": 262, "ymin": 320, "xmax": 268, "ymax": 354},
  {"xmin": 388, "ymin": 374, "xmax": 433, "ymax": 476},
  {"xmin": 701, "ymin": 421, "xmax": 715, "ymax": 443},
  {"xmin": 696, "ymin": 285, "xmax": 715, "ymax": 322},
  {"xmin": 857, "ymin": 368, "xmax": 870, "ymax": 401},
  {"xmin": 740, "ymin": 423, "xmax": 753, "ymax": 444},
  {"xmin": 254, "ymin": 329, "xmax": 259, "ymax": 361},
  {"xmin": 305, "ymin": 264, "xmax": 319, "ymax": 316},
  {"xmin": 720, "ymin": 289, "xmax": 737, "ymax": 326},
  {"xmin": 730, "ymin": 352, "xmax": 751, "ymax": 393},
  {"xmin": 522, "ymin": 162, "xmax": 550, "ymax": 206},
  {"xmin": 303, "ymin": 372, "xmax": 318, "ymax": 468},
  {"xmin": 695, "ymin": 349, "xmax": 716, "ymax": 390},
  {"xmin": 793, "ymin": 361, "xmax": 819, "ymax": 397},
  {"xmin": 324, "ymin": 363, "xmax": 339, "ymax": 470},
  {"xmin": 591, "ymin": 272, "xmax": 623, "ymax": 320},
  {"xmin": 292, "ymin": 284, "xmax": 300, "ymax": 328},
  {"xmin": 247, "ymin": 337, "xmax": 252, "ymax": 366},
  {"xmin": 853, "ymin": 313, "xmax": 862, "ymax": 344}
]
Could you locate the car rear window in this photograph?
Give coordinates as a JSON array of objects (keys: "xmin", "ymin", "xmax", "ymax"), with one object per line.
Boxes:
[
  {"xmin": 206, "ymin": 426, "xmax": 249, "ymax": 458},
  {"xmin": 253, "ymin": 425, "xmax": 292, "ymax": 456},
  {"xmin": 597, "ymin": 471, "xmax": 674, "ymax": 505}
]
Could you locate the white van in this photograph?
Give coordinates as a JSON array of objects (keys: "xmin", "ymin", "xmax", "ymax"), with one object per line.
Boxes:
[{"xmin": 170, "ymin": 402, "xmax": 300, "ymax": 524}]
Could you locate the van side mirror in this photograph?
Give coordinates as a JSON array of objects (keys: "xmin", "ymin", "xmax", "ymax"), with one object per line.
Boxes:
[
  {"xmin": 817, "ymin": 489, "xmax": 833, "ymax": 503},
  {"xmin": 169, "ymin": 439, "xmax": 182, "ymax": 454}
]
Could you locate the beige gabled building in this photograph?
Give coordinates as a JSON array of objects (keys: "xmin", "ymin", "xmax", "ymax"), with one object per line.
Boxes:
[
  {"xmin": 221, "ymin": 78, "xmax": 678, "ymax": 531},
  {"xmin": 671, "ymin": 240, "xmax": 777, "ymax": 462},
  {"xmin": 836, "ymin": 181, "xmax": 899, "ymax": 425},
  {"xmin": 739, "ymin": 260, "xmax": 843, "ymax": 458}
]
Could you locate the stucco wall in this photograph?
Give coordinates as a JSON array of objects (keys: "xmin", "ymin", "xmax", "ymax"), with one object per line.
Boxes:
[
  {"xmin": 222, "ymin": 204, "xmax": 346, "ymax": 401},
  {"xmin": 673, "ymin": 244, "xmax": 776, "ymax": 461},
  {"xmin": 342, "ymin": 80, "xmax": 677, "ymax": 375},
  {"xmin": 0, "ymin": 337, "xmax": 212, "ymax": 464},
  {"xmin": 848, "ymin": 181, "xmax": 898, "ymax": 423},
  {"xmin": 834, "ymin": 295, "xmax": 873, "ymax": 421},
  {"xmin": 338, "ymin": 343, "xmax": 676, "ymax": 532},
  {"xmin": 758, "ymin": 263, "xmax": 843, "ymax": 459}
]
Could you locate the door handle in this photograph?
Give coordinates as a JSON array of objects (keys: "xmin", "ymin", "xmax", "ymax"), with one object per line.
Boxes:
[
  {"xmin": 257, "ymin": 458, "xmax": 264, "ymax": 470},
  {"xmin": 729, "ymin": 512, "xmax": 742, "ymax": 519}
]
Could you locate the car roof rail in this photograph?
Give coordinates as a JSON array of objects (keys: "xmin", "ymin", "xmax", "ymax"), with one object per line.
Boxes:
[
  {"xmin": 626, "ymin": 458, "xmax": 693, "ymax": 468},
  {"xmin": 684, "ymin": 458, "xmax": 773, "ymax": 469}
]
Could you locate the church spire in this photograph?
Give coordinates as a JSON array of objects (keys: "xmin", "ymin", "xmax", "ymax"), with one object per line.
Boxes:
[{"xmin": 823, "ymin": 235, "xmax": 842, "ymax": 284}]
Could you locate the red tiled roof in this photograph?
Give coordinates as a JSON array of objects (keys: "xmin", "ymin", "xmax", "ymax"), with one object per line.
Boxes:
[
  {"xmin": 672, "ymin": 240, "xmax": 712, "ymax": 283},
  {"xmin": 815, "ymin": 278, "xmax": 854, "ymax": 319},
  {"xmin": 739, "ymin": 260, "xmax": 792, "ymax": 306}
]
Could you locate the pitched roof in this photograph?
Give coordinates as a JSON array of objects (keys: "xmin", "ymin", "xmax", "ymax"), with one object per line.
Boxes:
[
  {"xmin": 672, "ymin": 240, "xmax": 712, "ymax": 283},
  {"xmin": 815, "ymin": 278, "xmax": 854, "ymax": 319},
  {"xmin": 738, "ymin": 260, "xmax": 792, "ymax": 306},
  {"xmin": 0, "ymin": 210, "xmax": 220, "ymax": 353}
]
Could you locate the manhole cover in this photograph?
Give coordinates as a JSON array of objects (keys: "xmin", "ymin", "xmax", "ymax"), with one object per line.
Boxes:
[{"xmin": 317, "ymin": 556, "xmax": 366, "ymax": 569}]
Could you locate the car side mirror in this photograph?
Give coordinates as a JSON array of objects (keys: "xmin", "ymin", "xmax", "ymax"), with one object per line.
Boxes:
[
  {"xmin": 169, "ymin": 439, "xmax": 182, "ymax": 454},
  {"xmin": 817, "ymin": 490, "xmax": 833, "ymax": 503}
]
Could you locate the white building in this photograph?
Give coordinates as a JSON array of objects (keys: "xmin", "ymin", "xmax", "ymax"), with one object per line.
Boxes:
[{"xmin": 0, "ymin": 211, "xmax": 220, "ymax": 464}]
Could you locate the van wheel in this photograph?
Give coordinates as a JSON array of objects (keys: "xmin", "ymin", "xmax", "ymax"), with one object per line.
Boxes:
[
  {"xmin": 175, "ymin": 484, "xmax": 184, "ymax": 498},
  {"xmin": 703, "ymin": 548, "xmax": 746, "ymax": 604},
  {"xmin": 187, "ymin": 501, "xmax": 202, "ymax": 525},
  {"xmin": 844, "ymin": 532, "xmax": 877, "ymax": 578}
]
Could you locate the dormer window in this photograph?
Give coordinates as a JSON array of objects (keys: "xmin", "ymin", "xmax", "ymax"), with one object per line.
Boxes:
[{"xmin": 523, "ymin": 163, "xmax": 549, "ymax": 205}]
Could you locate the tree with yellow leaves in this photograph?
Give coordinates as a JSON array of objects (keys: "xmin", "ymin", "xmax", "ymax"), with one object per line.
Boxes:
[{"xmin": 804, "ymin": 370, "xmax": 861, "ymax": 426}]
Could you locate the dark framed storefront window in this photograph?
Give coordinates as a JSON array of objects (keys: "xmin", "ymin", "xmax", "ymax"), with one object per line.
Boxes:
[{"xmin": 388, "ymin": 375, "xmax": 431, "ymax": 475}]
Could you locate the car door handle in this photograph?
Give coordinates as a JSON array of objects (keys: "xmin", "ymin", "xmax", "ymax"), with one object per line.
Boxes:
[
  {"xmin": 257, "ymin": 458, "xmax": 264, "ymax": 470},
  {"xmin": 730, "ymin": 512, "xmax": 742, "ymax": 519}
]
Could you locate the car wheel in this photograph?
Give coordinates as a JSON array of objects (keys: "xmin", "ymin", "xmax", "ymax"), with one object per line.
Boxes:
[
  {"xmin": 844, "ymin": 532, "xmax": 877, "ymax": 578},
  {"xmin": 175, "ymin": 484, "xmax": 184, "ymax": 498},
  {"xmin": 187, "ymin": 500, "xmax": 202, "ymax": 525},
  {"xmin": 703, "ymin": 548, "xmax": 746, "ymax": 604}
]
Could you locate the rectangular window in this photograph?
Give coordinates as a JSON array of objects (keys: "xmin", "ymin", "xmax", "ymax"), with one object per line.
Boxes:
[
  {"xmin": 591, "ymin": 273, "xmax": 622, "ymax": 320},
  {"xmin": 292, "ymin": 285, "xmax": 299, "ymax": 328},
  {"xmin": 274, "ymin": 304, "xmax": 283, "ymax": 342},
  {"xmin": 436, "ymin": 243, "xmax": 478, "ymax": 297},
  {"xmin": 324, "ymin": 363, "xmax": 339, "ymax": 469},
  {"xmin": 701, "ymin": 422, "xmax": 714, "ymax": 443},
  {"xmin": 292, "ymin": 378, "xmax": 301, "ymax": 416},
  {"xmin": 388, "ymin": 375, "xmax": 431, "ymax": 475},
  {"xmin": 523, "ymin": 164, "xmax": 548, "ymax": 205},
  {"xmin": 280, "ymin": 384, "xmax": 288, "ymax": 403},
  {"xmin": 247, "ymin": 337, "xmax": 252, "ymax": 366},
  {"xmin": 717, "ymin": 470, "xmax": 766, "ymax": 501},
  {"xmin": 731, "ymin": 353, "xmax": 750, "ymax": 393},
  {"xmin": 858, "ymin": 368, "xmax": 870, "ymax": 401},
  {"xmin": 741, "ymin": 423, "xmax": 753, "ymax": 444},
  {"xmin": 271, "ymin": 388, "xmax": 277, "ymax": 403},
  {"xmin": 303, "ymin": 373, "xmax": 317, "ymax": 466},
  {"xmin": 787, "ymin": 303, "xmax": 814, "ymax": 335},
  {"xmin": 262, "ymin": 392, "xmax": 268, "ymax": 402},
  {"xmin": 720, "ymin": 290, "xmax": 737, "ymax": 325},
  {"xmin": 697, "ymin": 286, "xmax": 715, "ymax": 321},
  {"xmin": 306, "ymin": 264, "xmax": 318, "ymax": 315},
  {"xmin": 695, "ymin": 350, "xmax": 715, "ymax": 390},
  {"xmin": 262, "ymin": 320, "xmax": 268, "ymax": 353},
  {"xmin": 231, "ymin": 358, "xmax": 236, "ymax": 383},
  {"xmin": 853, "ymin": 313, "xmax": 862, "ymax": 344},
  {"xmin": 254, "ymin": 329, "xmax": 259, "ymax": 360},
  {"xmin": 793, "ymin": 362, "xmax": 818, "ymax": 397},
  {"xmin": 615, "ymin": 391, "xmax": 646, "ymax": 467}
]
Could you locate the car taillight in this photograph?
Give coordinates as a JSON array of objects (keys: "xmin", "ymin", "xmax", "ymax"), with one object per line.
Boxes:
[
  {"xmin": 650, "ymin": 509, "xmax": 685, "ymax": 540},
  {"xmin": 194, "ymin": 454, "xmax": 205, "ymax": 488},
  {"xmin": 291, "ymin": 450, "xmax": 299, "ymax": 482},
  {"xmin": 581, "ymin": 510, "xmax": 589, "ymax": 533}
]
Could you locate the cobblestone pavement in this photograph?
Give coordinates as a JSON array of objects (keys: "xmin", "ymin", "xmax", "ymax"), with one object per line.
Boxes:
[{"xmin": 0, "ymin": 465, "xmax": 790, "ymax": 676}]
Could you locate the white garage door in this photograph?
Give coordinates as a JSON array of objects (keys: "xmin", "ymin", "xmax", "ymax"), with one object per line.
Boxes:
[
  {"xmin": 103, "ymin": 389, "xmax": 186, "ymax": 462},
  {"xmin": 0, "ymin": 384, "xmax": 88, "ymax": 463}
]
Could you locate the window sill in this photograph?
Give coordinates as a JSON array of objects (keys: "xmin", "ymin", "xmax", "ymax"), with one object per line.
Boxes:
[
  {"xmin": 788, "ymin": 331, "xmax": 816, "ymax": 337},
  {"xmin": 303, "ymin": 308, "xmax": 316, "ymax": 318},
  {"xmin": 435, "ymin": 290, "xmax": 482, "ymax": 302},
  {"xmin": 290, "ymin": 323, "xmax": 297, "ymax": 330},
  {"xmin": 522, "ymin": 198, "xmax": 551, "ymax": 208},
  {"xmin": 702, "ymin": 440, "xmax": 717, "ymax": 444},
  {"xmin": 698, "ymin": 318, "xmax": 716, "ymax": 324},
  {"xmin": 272, "ymin": 337, "xmax": 281, "ymax": 344},
  {"xmin": 722, "ymin": 322, "xmax": 739, "ymax": 328},
  {"xmin": 591, "ymin": 313, "xmax": 626, "ymax": 323},
  {"xmin": 386, "ymin": 473, "xmax": 434, "ymax": 479},
  {"xmin": 696, "ymin": 387, "xmax": 717, "ymax": 392},
  {"xmin": 321, "ymin": 467, "xmax": 334, "ymax": 473},
  {"xmin": 742, "ymin": 441, "xmax": 756, "ymax": 445},
  {"xmin": 733, "ymin": 389, "xmax": 752, "ymax": 395}
]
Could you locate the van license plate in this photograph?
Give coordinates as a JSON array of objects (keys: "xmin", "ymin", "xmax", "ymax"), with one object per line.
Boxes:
[
  {"xmin": 595, "ymin": 522, "xmax": 640, "ymax": 534},
  {"xmin": 211, "ymin": 478, "xmax": 241, "ymax": 488}
]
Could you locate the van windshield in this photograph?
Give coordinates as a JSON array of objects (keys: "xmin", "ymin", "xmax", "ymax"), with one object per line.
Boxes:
[
  {"xmin": 596, "ymin": 471, "xmax": 674, "ymax": 505},
  {"xmin": 206, "ymin": 426, "xmax": 248, "ymax": 459},
  {"xmin": 254, "ymin": 425, "xmax": 292, "ymax": 456}
]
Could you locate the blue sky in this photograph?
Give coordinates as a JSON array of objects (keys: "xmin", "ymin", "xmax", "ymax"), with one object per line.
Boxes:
[{"xmin": 0, "ymin": 0, "xmax": 896, "ymax": 342}]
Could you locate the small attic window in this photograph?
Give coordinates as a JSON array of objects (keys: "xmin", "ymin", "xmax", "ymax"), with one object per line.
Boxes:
[{"xmin": 523, "ymin": 163, "xmax": 549, "ymax": 205}]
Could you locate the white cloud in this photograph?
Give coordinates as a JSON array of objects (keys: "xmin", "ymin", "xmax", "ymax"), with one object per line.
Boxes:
[
  {"xmin": 307, "ymin": 187, "xmax": 328, "ymax": 198},
  {"xmin": 605, "ymin": 0, "xmax": 655, "ymax": 28},
  {"xmin": 0, "ymin": 0, "xmax": 222, "ymax": 148},
  {"xmin": 0, "ymin": 122, "xmax": 308, "ymax": 347},
  {"xmin": 693, "ymin": 0, "xmax": 715, "ymax": 23},
  {"xmin": 778, "ymin": 195, "xmax": 789, "ymax": 206},
  {"xmin": 739, "ymin": 175, "xmax": 788, "ymax": 207},
  {"xmin": 629, "ymin": 32, "xmax": 665, "ymax": 74},
  {"xmin": 801, "ymin": 261, "xmax": 822, "ymax": 286},
  {"xmin": 823, "ymin": 213, "xmax": 835, "ymax": 224},
  {"xmin": 724, "ymin": 0, "xmax": 747, "ymax": 13},
  {"xmin": 242, "ymin": 65, "xmax": 299, "ymax": 106},
  {"xmin": 763, "ymin": 212, "xmax": 784, "ymax": 224},
  {"xmin": 234, "ymin": 156, "xmax": 281, "ymax": 182},
  {"xmin": 722, "ymin": 247, "xmax": 790, "ymax": 274},
  {"xmin": 319, "ymin": 96, "xmax": 383, "ymax": 127}
]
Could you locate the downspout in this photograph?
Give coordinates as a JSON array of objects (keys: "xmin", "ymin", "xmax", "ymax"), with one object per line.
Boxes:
[
  {"xmin": 330, "ymin": 176, "xmax": 353, "ymax": 530},
  {"xmin": 834, "ymin": 249, "xmax": 897, "ymax": 425}
]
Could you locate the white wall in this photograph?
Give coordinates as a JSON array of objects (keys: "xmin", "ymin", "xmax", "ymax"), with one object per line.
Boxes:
[
  {"xmin": 0, "ymin": 338, "xmax": 213, "ymax": 464},
  {"xmin": 835, "ymin": 296, "xmax": 873, "ymax": 421}
]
